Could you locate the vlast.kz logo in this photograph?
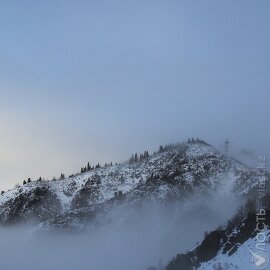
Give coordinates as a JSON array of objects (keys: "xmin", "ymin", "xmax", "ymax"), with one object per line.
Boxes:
[
  {"xmin": 250, "ymin": 156, "xmax": 270, "ymax": 269},
  {"xmin": 250, "ymin": 249, "xmax": 269, "ymax": 269}
]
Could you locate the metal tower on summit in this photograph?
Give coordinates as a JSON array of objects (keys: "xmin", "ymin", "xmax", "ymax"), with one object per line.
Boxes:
[{"xmin": 224, "ymin": 138, "xmax": 230, "ymax": 156}]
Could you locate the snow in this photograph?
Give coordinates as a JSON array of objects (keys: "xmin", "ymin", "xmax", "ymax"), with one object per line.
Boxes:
[
  {"xmin": 0, "ymin": 184, "xmax": 33, "ymax": 204},
  {"xmin": 186, "ymin": 143, "xmax": 217, "ymax": 157},
  {"xmin": 0, "ymin": 141, "xmax": 265, "ymax": 228},
  {"xmin": 0, "ymin": 143, "xmax": 247, "ymax": 210},
  {"xmin": 198, "ymin": 230, "xmax": 270, "ymax": 270},
  {"xmin": 0, "ymin": 140, "xmax": 269, "ymax": 270}
]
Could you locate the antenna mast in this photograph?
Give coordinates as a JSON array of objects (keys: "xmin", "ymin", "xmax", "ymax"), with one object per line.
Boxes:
[{"xmin": 224, "ymin": 138, "xmax": 230, "ymax": 156}]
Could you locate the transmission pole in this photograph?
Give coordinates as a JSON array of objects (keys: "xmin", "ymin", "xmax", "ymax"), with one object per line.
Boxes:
[{"xmin": 224, "ymin": 138, "xmax": 230, "ymax": 156}]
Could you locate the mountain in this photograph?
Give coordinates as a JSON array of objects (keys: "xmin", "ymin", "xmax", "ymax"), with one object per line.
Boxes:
[
  {"xmin": 1, "ymin": 139, "xmax": 270, "ymax": 270},
  {"xmin": 166, "ymin": 194, "xmax": 270, "ymax": 270},
  {"xmin": 0, "ymin": 139, "xmax": 266, "ymax": 231},
  {"xmin": 162, "ymin": 143, "xmax": 270, "ymax": 270}
]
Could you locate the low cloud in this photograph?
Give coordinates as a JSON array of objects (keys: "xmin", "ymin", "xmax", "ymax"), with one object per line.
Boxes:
[{"xmin": 0, "ymin": 181, "xmax": 241, "ymax": 270}]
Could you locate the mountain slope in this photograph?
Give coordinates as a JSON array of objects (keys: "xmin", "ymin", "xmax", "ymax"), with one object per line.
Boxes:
[
  {"xmin": 166, "ymin": 194, "xmax": 270, "ymax": 270},
  {"xmin": 0, "ymin": 140, "xmax": 266, "ymax": 229}
]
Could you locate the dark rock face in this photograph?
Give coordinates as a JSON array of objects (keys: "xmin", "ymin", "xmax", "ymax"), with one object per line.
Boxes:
[
  {"xmin": 0, "ymin": 186, "xmax": 62, "ymax": 225},
  {"xmin": 196, "ymin": 230, "xmax": 227, "ymax": 262},
  {"xmin": 71, "ymin": 176, "xmax": 101, "ymax": 209},
  {"xmin": 166, "ymin": 229, "xmax": 227, "ymax": 270}
]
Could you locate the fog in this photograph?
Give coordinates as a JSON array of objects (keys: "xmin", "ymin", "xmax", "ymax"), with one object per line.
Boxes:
[
  {"xmin": 0, "ymin": 187, "xmax": 241, "ymax": 270},
  {"xmin": 0, "ymin": 0, "xmax": 267, "ymax": 267}
]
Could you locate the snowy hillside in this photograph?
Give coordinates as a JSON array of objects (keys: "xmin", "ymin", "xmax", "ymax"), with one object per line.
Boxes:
[
  {"xmin": 165, "ymin": 191, "xmax": 270, "ymax": 270},
  {"xmin": 198, "ymin": 233, "xmax": 270, "ymax": 270},
  {"xmin": 0, "ymin": 140, "xmax": 268, "ymax": 230}
]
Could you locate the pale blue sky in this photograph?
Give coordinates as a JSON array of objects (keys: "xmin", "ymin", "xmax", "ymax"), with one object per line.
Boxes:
[{"xmin": 0, "ymin": 0, "xmax": 269, "ymax": 189}]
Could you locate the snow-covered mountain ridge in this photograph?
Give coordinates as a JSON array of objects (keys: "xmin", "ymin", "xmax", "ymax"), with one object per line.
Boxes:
[{"xmin": 0, "ymin": 140, "xmax": 267, "ymax": 229}]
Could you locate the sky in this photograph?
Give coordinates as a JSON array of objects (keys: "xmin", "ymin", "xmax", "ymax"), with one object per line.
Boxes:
[{"xmin": 0, "ymin": 0, "xmax": 269, "ymax": 190}]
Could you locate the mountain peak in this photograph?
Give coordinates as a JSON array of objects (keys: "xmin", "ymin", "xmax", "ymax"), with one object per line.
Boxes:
[{"xmin": 0, "ymin": 138, "xmax": 265, "ymax": 230}]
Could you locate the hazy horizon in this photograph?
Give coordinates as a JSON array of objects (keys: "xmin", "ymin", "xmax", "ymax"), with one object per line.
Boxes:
[{"xmin": 0, "ymin": 0, "xmax": 269, "ymax": 190}]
